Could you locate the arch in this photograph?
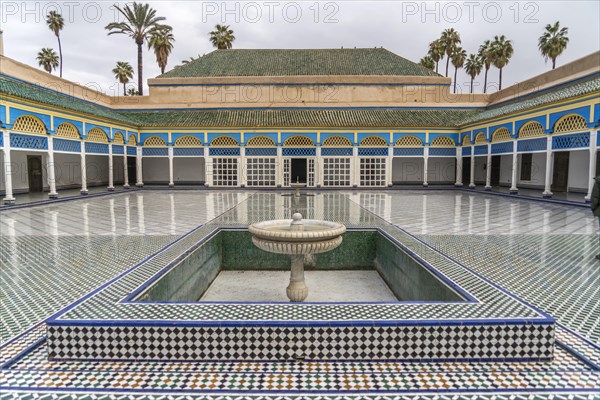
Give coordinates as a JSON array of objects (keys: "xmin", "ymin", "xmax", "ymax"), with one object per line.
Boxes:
[
  {"xmin": 518, "ymin": 121, "xmax": 545, "ymax": 138},
  {"xmin": 144, "ymin": 136, "xmax": 167, "ymax": 146},
  {"xmin": 322, "ymin": 135, "xmax": 353, "ymax": 147},
  {"xmin": 462, "ymin": 135, "xmax": 471, "ymax": 146},
  {"xmin": 86, "ymin": 128, "xmax": 109, "ymax": 143},
  {"xmin": 553, "ymin": 114, "xmax": 587, "ymax": 133},
  {"xmin": 474, "ymin": 132, "xmax": 487, "ymax": 144},
  {"xmin": 246, "ymin": 135, "xmax": 275, "ymax": 147},
  {"xmin": 395, "ymin": 135, "xmax": 423, "ymax": 147},
  {"xmin": 430, "ymin": 136, "xmax": 455, "ymax": 147},
  {"xmin": 491, "ymin": 127, "xmax": 511, "ymax": 142},
  {"xmin": 283, "ymin": 135, "xmax": 315, "ymax": 147},
  {"xmin": 210, "ymin": 136, "xmax": 238, "ymax": 147},
  {"xmin": 55, "ymin": 122, "xmax": 80, "ymax": 140},
  {"xmin": 174, "ymin": 135, "xmax": 203, "ymax": 147},
  {"xmin": 113, "ymin": 131, "xmax": 125, "ymax": 144},
  {"xmin": 12, "ymin": 115, "xmax": 47, "ymax": 135},
  {"xmin": 361, "ymin": 136, "xmax": 388, "ymax": 147},
  {"xmin": 127, "ymin": 135, "xmax": 137, "ymax": 145}
]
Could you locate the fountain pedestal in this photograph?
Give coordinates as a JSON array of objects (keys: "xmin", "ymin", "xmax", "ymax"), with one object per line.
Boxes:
[{"xmin": 249, "ymin": 213, "xmax": 346, "ymax": 302}]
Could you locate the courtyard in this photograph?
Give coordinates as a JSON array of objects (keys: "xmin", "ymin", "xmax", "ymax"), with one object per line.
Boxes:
[{"xmin": 0, "ymin": 189, "xmax": 598, "ymax": 398}]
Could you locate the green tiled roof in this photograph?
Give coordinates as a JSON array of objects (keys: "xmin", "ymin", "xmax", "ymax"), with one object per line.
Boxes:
[
  {"xmin": 0, "ymin": 77, "xmax": 137, "ymax": 126},
  {"xmin": 120, "ymin": 108, "xmax": 476, "ymax": 128},
  {"xmin": 159, "ymin": 48, "xmax": 440, "ymax": 78},
  {"xmin": 460, "ymin": 76, "xmax": 600, "ymax": 126}
]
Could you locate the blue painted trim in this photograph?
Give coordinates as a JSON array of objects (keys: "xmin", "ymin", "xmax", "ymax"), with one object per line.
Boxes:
[
  {"xmin": 0, "ymin": 337, "xmax": 46, "ymax": 369},
  {"xmin": 555, "ymin": 340, "xmax": 600, "ymax": 371}
]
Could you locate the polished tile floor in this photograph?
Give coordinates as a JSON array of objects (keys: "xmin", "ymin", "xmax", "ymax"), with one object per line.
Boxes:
[{"xmin": 0, "ymin": 190, "xmax": 598, "ymax": 399}]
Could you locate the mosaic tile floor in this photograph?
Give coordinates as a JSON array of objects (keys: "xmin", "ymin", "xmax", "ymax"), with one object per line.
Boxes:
[{"xmin": 0, "ymin": 190, "xmax": 598, "ymax": 398}]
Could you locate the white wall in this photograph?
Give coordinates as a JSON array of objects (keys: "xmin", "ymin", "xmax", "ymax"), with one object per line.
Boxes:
[
  {"xmin": 143, "ymin": 158, "xmax": 169, "ymax": 183},
  {"xmin": 0, "ymin": 150, "xmax": 48, "ymax": 193},
  {"xmin": 568, "ymin": 150, "xmax": 589, "ymax": 192},
  {"xmin": 517, "ymin": 152, "xmax": 546, "ymax": 189},
  {"xmin": 54, "ymin": 153, "xmax": 82, "ymax": 189},
  {"xmin": 392, "ymin": 158, "xmax": 423, "ymax": 183},
  {"xmin": 498, "ymin": 154, "xmax": 512, "ymax": 186},
  {"xmin": 427, "ymin": 158, "xmax": 455, "ymax": 183},
  {"xmin": 173, "ymin": 158, "xmax": 205, "ymax": 183},
  {"xmin": 85, "ymin": 155, "xmax": 109, "ymax": 186}
]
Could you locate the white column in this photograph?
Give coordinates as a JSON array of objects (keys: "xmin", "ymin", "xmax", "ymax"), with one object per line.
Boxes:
[
  {"xmin": 585, "ymin": 130, "xmax": 598, "ymax": 202},
  {"xmin": 80, "ymin": 143, "xmax": 88, "ymax": 195},
  {"xmin": 510, "ymin": 143, "xmax": 518, "ymax": 194},
  {"xmin": 168, "ymin": 146, "xmax": 174, "ymax": 187},
  {"xmin": 136, "ymin": 147, "xmax": 143, "ymax": 187},
  {"xmin": 315, "ymin": 147, "xmax": 322, "ymax": 187},
  {"xmin": 123, "ymin": 150, "xmax": 129, "ymax": 189},
  {"xmin": 485, "ymin": 144, "xmax": 492, "ymax": 190},
  {"xmin": 454, "ymin": 152, "xmax": 463, "ymax": 186},
  {"xmin": 469, "ymin": 149, "xmax": 475, "ymax": 188},
  {"xmin": 239, "ymin": 147, "xmax": 246, "ymax": 187},
  {"xmin": 387, "ymin": 146, "xmax": 393, "ymax": 187},
  {"xmin": 47, "ymin": 135, "xmax": 58, "ymax": 198},
  {"xmin": 276, "ymin": 147, "xmax": 283, "ymax": 187},
  {"xmin": 2, "ymin": 131, "xmax": 15, "ymax": 204},
  {"xmin": 542, "ymin": 135, "xmax": 553, "ymax": 197},
  {"xmin": 352, "ymin": 147, "xmax": 360, "ymax": 188},
  {"xmin": 107, "ymin": 143, "xmax": 114, "ymax": 191},
  {"xmin": 205, "ymin": 156, "xmax": 213, "ymax": 187},
  {"xmin": 423, "ymin": 147, "xmax": 429, "ymax": 187}
]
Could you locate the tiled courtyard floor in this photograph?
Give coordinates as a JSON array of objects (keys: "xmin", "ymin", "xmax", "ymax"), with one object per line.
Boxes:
[{"xmin": 0, "ymin": 190, "xmax": 598, "ymax": 399}]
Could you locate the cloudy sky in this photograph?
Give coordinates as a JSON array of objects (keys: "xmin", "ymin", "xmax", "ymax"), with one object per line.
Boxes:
[{"xmin": 2, "ymin": 1, "xmax": 599, "ymax": 95}]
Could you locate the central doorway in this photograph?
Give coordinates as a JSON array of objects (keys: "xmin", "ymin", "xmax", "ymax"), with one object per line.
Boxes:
[
  {"xmin": 290, "ymin": 158, "xmax": 307, "ymax": 184},
  {"xmin": 27, "ymin": 155, "xmax": 43, "ymax": 192},
  {"xmin": 490, "ymin": 155, "xmax": 501, "ymax": 186},
  {"xmin": 552, "ymin": 152, "xmax": 570, "ymax": 192}
]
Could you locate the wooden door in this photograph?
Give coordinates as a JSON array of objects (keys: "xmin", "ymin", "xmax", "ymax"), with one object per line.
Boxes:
[
  {"xmin": 27, "ymin": 155, "xmax": 43, "ymax": 192},
  {"xmin": 552, "ymin": 152, "xmax": 569, "ymax": 192}
]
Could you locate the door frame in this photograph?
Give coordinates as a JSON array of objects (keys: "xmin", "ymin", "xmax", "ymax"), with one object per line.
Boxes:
[{"xmin": 27, "ymin": 155, "xmax": 44, "ymax": 193}]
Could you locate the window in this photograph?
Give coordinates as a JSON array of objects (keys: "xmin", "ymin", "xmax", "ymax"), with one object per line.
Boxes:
[
  {"xmin": 213, "ymin": 158, "xmax": 238, "ymax": 186},
  {"xmin": 520, "ymin": 153, "xmax": 532, "ymax": 181},
  {"xmin": 246, "ymin": 158, "xmax": 276, "ymax": 187},
  {"xmin": 323, "ymin": 158, "xmax": 351, "ymax": 187},
  {"xmin": 360, "ymin": 158, "xmax": 387, "ymax": 187}
]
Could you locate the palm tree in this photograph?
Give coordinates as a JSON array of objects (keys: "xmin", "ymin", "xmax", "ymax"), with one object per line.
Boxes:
[
  {"xmin": 478, "ymin": 40, "xmax": 494, "ymax": 94},
  {"xmin": 148, "ymin": 26, "xmax": 175, "ymax": 74},
  {"xmin": 181, "ymin": 54, "xmax": 201, "ymax": 65},
  {"xmin": 491, "ymin": 35, "xmax": 514, "ymax": 90},
  {"xmin": 450, "ymin": 47, "xmax": 467, "ymax": 93},
  {"xmin": 464, "ymin": 54, "xmax": 483, "ymax": 94},
  {"xmin": 439, "ymin": 28, "xmax": 461, "ymax": 77},
  {"xmin": 46, "ymin": 11, "xmax": 64, "ymax": 77},
  {"xmin": 419, "ymin": 56, "xmax": 435, "ymax": 71},
  {"xmin": 126, "ymin": 87, "xmax": 140, "ymax": 96},
  {"xmin": 209, "ymin": 24, "xmax": 235, "ymax": 49},
  {"xmin": 112, "ymin": 61, "xmax": 134, "ymax": 96},
  {"xmin": 428, "ymin": 39, "xmax": 444, "ymax": 74},
  {"xmin": 538, "ymin": 21, "xmax": 569, "ymax": 69},
  {"xmin": 105, "ymin": 2, "xmax": 171, "ymax": 95},
  {"xmin": 36, "ymin": 48, "xmax": 59, "ymax": 74}
]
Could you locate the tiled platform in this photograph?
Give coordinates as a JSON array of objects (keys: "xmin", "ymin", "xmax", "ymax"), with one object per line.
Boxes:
[{"xmin": 0, "ymin": 190, "xmax": 598, "ymax": 398}]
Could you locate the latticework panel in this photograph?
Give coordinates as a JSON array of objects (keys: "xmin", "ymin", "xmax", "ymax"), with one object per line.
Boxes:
[
  {"xmin": 474, "ymin": 132, "xmax": 487, "ymax": 144},
  {"xmin": 393, "ymin": 147, "xmax": 424, "ymax": 157},
  {"xmin": 283, "ymin": 135, "xmax": 315, "ymax": 147},
  {"xmin": 210, "ymin": 136, "xmax": 238, "ymax": 147},
  {"xmin": 430, "ymin": 136, "xmax": 455, "ymax": 147},
  {"xmin": 491, "ymin": 142, "xmax": 513, "ymax": 154},
  {"xmin": 359, "ymin": 148, "xmax": 389, "ymax": 156},
  {"xmin": 552, "ymin": 132, "xmax": 590, "ymax": 150},
  {"xmin": 322, "ymin": 135, "xmax": 352, "ymax": 147},
  {"xmin": 518, "ymin": 122, "xmax": 545, "ymax": 138},
  {"xmin": 246, "ymin": 135, "xmax": 275, "ymax": 147},
  {"xmin": 55, "ymin": 123, "xmax": 80, "ymax": 140},
  {"xmin": 462, "ymin": 135, "xmax": 471, "ymax": 146},
  {"xmin": 395, "ymin": 135, "xmax": 422, "ymax": 147},
  {"xmin": 474, "ymin": 145, "xmax": 488, "ymax": 155},
  {"xmin": 492, "ymin": 128, "xmax": 511, "ymax": 142},
  {"xmin": 12, "ymin": 115, "xmax": 46, "ymax": 135},
  {"xmin": 113, "ymin": 132, "xmax": 125, "ymax": 144},
  {"xmin": 174, "ymin": 136, "xmax": 203, "ymax": 147},
  {"xmin": 144, "ymin": 136, "xmax": 167, "ymax": 146},
  {"xmin": 112, "ymin": 145, "xmax": 124, "ymax": 155},
  {"xmin": 85, "ymin": 142, "xmax": 109, "ymax": 154},
  {"xmin": 554, "ymin": 114, "xmax": 588, "ymax": 133},
  {"xmin": 86, "ymin": 128, "xmax": 109, "ymax": 143},
  {"xmin": 10, "ymin": 133, "xmax": 48, "ymax": 150},
  {"xmin": 517, "ymin": 138, "xmax": 547, "ymax": 152},
  {"xmin": 54, "ymin": 138, "xmax": 81, "ymax": 153},
  {"xmin": 128, "ymin": 135, "xmax": 137, "ymax": 145},
  {"xmin": 429, "ymin": 148, "xmax": 456, "ymax": 157},
  {"xmin": 282, "ymin": 148, "xmax": 316, "ymax": 157},
  {"xmin": 361, "ymin": 136, "xmax": 387, "ymax": 147}
]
